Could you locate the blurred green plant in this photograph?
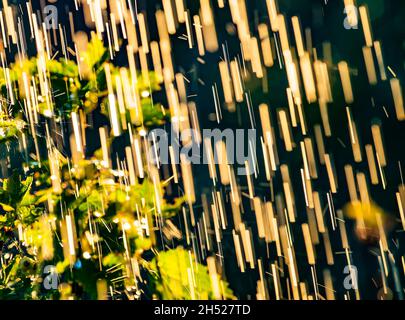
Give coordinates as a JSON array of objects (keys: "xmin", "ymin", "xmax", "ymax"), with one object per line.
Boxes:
[{"xmin": 0, "ymin": 35, "xmax": 231, "ymax": 302}]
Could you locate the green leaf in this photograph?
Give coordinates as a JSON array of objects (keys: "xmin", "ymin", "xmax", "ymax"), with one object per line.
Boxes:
[
  {"xmin": 0, "ymin": 118, "xmax": 25, "ymax": 142},
  {"xmin": 19, "ymin": 177, "xmax": 35, "ymax": 207},
  {"xmin": 7, "ymin": 171, "xmax": 22, "ymax": 201},
  {"xmin": 150, "ymin": 247, "xmax": 234, "ymax": 300},
  {"xmin": 141, "ymin": 101, "xmax": 168, "ymax": 127},
  {"xmin": 102, "ymin": 253, "xmax": 125, "ymax": 268},
  {"xmin": 0, "ymin": 203, "xmax": 14, "ymax": 211},
  {"xmin": 83, "ymin": 33, "xmax": 107, "ymax": 70}
]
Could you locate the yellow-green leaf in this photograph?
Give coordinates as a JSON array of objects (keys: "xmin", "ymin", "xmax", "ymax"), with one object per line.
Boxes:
[{"xmin": 0, "ymin": 203, "xmax": 14, "ymax": 212}]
